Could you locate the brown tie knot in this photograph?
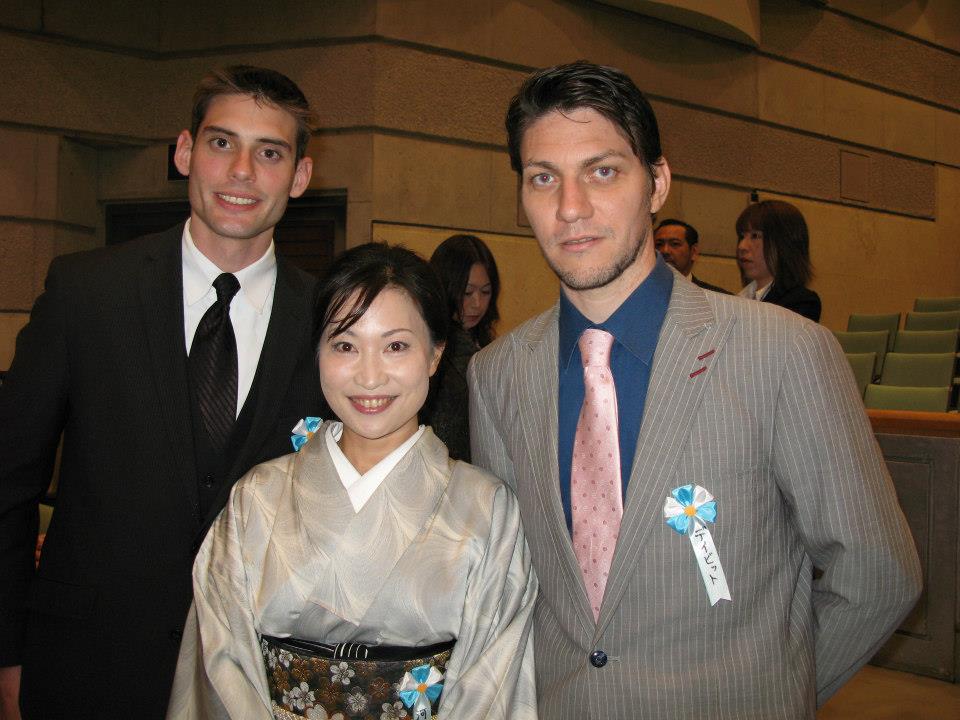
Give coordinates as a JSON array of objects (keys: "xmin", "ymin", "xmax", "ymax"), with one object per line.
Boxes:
[{"xmin": 578, "ymin": 328, "xmax": 615, "ymax": 368}]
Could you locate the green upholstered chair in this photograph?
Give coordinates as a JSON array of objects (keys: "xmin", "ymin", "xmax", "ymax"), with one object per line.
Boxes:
[
  {"xmin": 914, "ymin": 297, "xmax": 960, "ymax": 312},
  {"xmin": 844, "ymin": 352, "xmax": 875, "ymax": 398},
  {"xmin": 847, "ymin": 313, "xmax": 900, "ymax": 351},
  {"xmin": 880, "ymin": 352, "xmax": 955, "ymax": 388},
  {"xmin": 904, "ymin": 310, "xmax": 960, "ymax": 332},
  {"xmin": 833, "ymin": 331, "xmax": 888, "ymax": 379},
  {"xmin": 893, "ymin": 330, "xmax": 959, "ymax": 354},
  {"xmin": 864, "ymin": 385, "xmax": 950, "ymax": 412}
]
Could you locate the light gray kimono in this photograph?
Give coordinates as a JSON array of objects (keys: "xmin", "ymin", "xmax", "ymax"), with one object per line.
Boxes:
[{"xmin": 166, "ymin": 425, "xmax": 538, "ymax": 719}]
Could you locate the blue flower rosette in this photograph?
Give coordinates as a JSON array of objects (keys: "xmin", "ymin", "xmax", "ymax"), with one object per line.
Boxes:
[
  {"xmin": 398, "ymin": 663, "xmax": 444, "ymax": 720},
  {"xmin": 290, "ymin": 416, "xmax": 321, "ymax": 452},
  {"xmin": 663, "ymin": 484, "xmax": 732, "ymax": 605}
]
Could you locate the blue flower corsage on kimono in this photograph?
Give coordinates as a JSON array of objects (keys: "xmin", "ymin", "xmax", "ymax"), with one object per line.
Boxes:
[
  {"xmin": 398, "ymin": 663, "xmax": 444, "ymax": 719},
  {"xmin": 290, "ymin": 416, "xmax": 322, "ymax": 452},
  {"xmin": 663, "ymin": 484, "xmax": 732, "ymax": 606}
]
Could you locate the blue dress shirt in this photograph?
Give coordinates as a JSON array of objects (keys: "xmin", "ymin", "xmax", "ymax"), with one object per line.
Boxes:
[{"xmin": 557, "ymin": 256, "xmax": 673, "ymax": 534}]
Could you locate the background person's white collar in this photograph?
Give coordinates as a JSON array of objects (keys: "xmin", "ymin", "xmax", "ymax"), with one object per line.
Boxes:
[
  {"xmin": 326, "ymin": 422, "xmax": 427, "ymax": 512},
  {"xmin": 738, "ymin": 279, "xmax": 772, "ymax": 301}
]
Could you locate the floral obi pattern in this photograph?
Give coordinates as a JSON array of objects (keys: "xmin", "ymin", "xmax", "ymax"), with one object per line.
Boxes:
[{"xmin": 260, "ymin": 634, "xmax": 454, "ymax": 720}]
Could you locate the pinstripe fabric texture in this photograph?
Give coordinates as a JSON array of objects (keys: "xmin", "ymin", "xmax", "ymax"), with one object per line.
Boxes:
[{"xmin": 468, "ymin": 276, "xmax": 921, "ymax": 719}]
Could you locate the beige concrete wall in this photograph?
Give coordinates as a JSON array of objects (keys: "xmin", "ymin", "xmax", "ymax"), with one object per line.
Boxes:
[
  {"xmin": 832, "ymin": 0, "xmax": 960, "ymax": 55},
  {"xmin": 1, "ymin": 0, "xmax": 958, "ymax": 363},
  {"xmin": 0, "ymin": 314, "xmax": 29, "ymax": 370}
]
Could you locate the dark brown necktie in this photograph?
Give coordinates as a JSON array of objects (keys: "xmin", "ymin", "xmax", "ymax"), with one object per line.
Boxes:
[{"xmin": 189, "ymin": 273, "xmax": 240, "ymax": 453}]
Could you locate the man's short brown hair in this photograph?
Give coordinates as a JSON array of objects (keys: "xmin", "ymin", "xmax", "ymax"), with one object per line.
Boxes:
[{"xmin": 190, "ymin": 65, "xmax": 314, "ymax": 161}]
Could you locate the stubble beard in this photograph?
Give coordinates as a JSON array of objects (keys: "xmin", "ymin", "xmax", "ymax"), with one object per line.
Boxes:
[{"xmin": 545, "ymin": 232, "xmax": 644, "ymax": 291}]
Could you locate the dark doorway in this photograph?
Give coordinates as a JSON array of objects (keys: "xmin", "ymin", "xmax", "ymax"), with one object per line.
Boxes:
[{"xmin": 104, "ymin": 191, "xmax": 346, "ymax": 276}]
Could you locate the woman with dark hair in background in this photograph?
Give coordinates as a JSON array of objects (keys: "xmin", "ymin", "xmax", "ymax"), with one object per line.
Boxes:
[
  {"xmin": 736, "ymin": 199, "xmax": 822, "ymax": 322},
  {"xmin": 168, "ymin": 243, "xmax": 536, "ymax": 719},
  {"xmin": 424, "ymin": 234, "xmax": 501, "ymax": 461}
]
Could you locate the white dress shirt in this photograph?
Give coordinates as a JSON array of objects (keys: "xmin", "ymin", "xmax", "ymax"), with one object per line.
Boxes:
[
  {"xmin": 325, "ymin": 422, "xmax": 427, "ymax": 512},
  {"xmin": 182, "ymin": 219, "xmax": 277, "ymax": 416},
  {"xmin": 738, "ymin": 279, "xmax": 772, "ymax": 301}
]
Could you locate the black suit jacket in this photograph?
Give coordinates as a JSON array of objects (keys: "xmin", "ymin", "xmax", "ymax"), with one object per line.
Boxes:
[
  {"xmin": 764, "ymin": 282, "xmax": 822, "ymax": 322},
  {"xmin": 0, "ymin": 224, "xmax": 321, "ymax": 718}
]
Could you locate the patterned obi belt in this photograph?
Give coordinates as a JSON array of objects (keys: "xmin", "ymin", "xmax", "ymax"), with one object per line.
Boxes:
[{"xmin": 260, "ymin": 634, "xmax": 455, "ymax": 720}]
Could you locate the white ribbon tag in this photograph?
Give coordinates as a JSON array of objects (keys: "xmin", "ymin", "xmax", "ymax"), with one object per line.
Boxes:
[{"xmin": 689, "ymin": 520, "xmax": 731, "ymax": 606}]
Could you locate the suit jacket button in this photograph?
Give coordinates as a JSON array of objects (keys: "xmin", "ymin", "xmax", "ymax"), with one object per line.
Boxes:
[
  {"xmin": 590, "ymin": 650, "xmax": 608, "ymax": 668},
  {"xmin": 203, "ymin": 473, "xmax": 214, "ymax": 488},
  {"xmin": 169, "ymin": 629, "xmax": 183, "ymax": 641}
]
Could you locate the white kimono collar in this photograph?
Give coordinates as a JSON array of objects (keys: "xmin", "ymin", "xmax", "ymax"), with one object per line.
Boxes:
[{"xmin": 325, "ymin": 422, "xmax": 427, "ymax": 512}]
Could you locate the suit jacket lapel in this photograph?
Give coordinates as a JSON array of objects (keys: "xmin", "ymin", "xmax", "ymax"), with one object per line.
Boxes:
[
  {"xmin": 139, "ymin": 224, "xmax": 202, "ymax": 523},
  {"xmin": 595, "ymin": 278, "xmax": 736, "ymax": 633},
  {"xmin": 515, "ymin": 306, "xmax": 595, "ymax": 629}
]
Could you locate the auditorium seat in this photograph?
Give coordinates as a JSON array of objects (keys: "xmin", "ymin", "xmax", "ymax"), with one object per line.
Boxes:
[
  {"xmin": 864, "ymin": 385, "xmax": 951, "ymax": 412},
  {"xmin": 847, "ymin": 313, "xmax": 900, "ymax": 351},
  {"xmin": 844, "ymin": 352, "xmax": 875, "ymax": 398},
  {"xmin": 834, "ymin": 331, "xmax": 888, "ymax": 379},
  {"xmin": 893, "ymin": 330, "xmax": 959, "ymax": 354},
  {"xmin": 880, "ymin": 352, "xmax": 955, "ymax": 388},
  {"xmin": 914, "ymin": 297, "xmax": 960, "ymax": 312},
  {"xmin": 904, "ymin": 310, "xmax": 960, "ymax": 332}
]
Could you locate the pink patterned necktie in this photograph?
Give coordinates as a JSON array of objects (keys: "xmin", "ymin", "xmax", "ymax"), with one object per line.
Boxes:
[{"xmin": 571, "ymin": 328, "xmax": 623, "ymax": 622}]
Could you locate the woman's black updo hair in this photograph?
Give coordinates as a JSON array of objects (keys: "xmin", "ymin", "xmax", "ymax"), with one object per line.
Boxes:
[
  {"xmin": 429, "ymin": 234, "xmax": 500, "ymax": 348},
  {"xmin": 312, "ymin": 242, "xmax": 450, "ymax": 354}
]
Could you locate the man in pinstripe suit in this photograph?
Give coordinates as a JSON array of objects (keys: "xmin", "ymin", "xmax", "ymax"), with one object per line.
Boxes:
[{"xmin": 468, "ymin": 61, "xmax": 920, "ymax": 719}]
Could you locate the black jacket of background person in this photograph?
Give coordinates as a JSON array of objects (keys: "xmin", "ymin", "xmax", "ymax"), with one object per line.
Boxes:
[
  {"xmin": 764, "ymin": 282, "xmax": 822, "ymax": 323},
  {"xmin": 691, "ymin": 275, "xmax": 732, "ymax": 295},
  {"xmin": 0, "ymin": 224, "xmax": 322, "ymax": 718}
]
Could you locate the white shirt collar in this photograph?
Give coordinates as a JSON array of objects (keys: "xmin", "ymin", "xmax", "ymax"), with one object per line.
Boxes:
[
  {"xmin": 325, "ymin": 422, "xmax": 426, "ymax": 513},
  {"xmin": 739, "ymin": 279, "xmax": 772, "ymax": 301},
  {"xmin": 181, "ymin": 218, "xmax": 277, "ymax": 313}
]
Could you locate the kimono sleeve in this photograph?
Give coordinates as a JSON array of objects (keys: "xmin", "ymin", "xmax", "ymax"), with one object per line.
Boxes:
[
  {"xmin": 439, "ymin": 482, "xmax": 538, "ymax": 719},
  {"xmin": 166, "ymin": 477, "xmax": 273, "ymax": 719}
]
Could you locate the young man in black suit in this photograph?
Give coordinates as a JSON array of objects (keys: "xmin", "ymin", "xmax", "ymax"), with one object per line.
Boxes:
[{"xmin": 0, "ymin": 66, "xmax": 322, "ymax": 719}]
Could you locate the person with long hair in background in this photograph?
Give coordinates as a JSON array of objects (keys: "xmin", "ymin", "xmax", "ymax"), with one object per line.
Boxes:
[
  {"xmin": 736, "ymin": 199, "xmax": 822, "ymax": 322},
  {"xmin": 423, "ymin": 234, "xmax": 501, "ymax": 461}
]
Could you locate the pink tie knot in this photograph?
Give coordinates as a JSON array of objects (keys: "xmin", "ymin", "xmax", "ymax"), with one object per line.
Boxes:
[{"xmin": 578, "ymin": 328, "xmax": 614, "ymax": 368}]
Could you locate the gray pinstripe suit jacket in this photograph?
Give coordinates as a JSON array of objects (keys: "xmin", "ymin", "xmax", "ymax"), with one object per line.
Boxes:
[{"xmin": 468, "ymin": 275, "xmax": 921, "ymax": 719}]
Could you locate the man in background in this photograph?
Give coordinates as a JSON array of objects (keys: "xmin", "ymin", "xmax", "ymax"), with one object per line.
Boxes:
[
  {"xmin": 0, "ymin": 65, "xmax": 321, "ymax": 718},
  {"xmin": 653, "ymin": 218, "xmax": 730, "ymax": 294}
]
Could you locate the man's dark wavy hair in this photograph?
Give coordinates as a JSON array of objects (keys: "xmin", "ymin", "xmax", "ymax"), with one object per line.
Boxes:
[{"xmin": 505, "ymin": 60, "xmax": 663, "ymax": 186}]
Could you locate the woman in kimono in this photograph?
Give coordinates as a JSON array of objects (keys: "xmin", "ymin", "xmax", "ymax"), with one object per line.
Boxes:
[{"xmin": 167, "ymin": 243, "xmax": 538, "ymax": 720}]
